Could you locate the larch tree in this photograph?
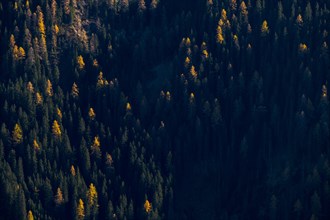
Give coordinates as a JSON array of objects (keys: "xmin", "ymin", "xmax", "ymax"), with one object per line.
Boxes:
[
  {"xmin": 87, "ymin": 183, "xmax": 99, "ymax": 216},
  {"xmin": 52, "ymin": 120, "xmax": 61, "ymax": 137},
  {"xmin": 12, "ymin": 123, "xmax": 23, "ymax": 144},
  {"xmin": 261, "ymin": 20, "xmax": 269, "ymax": 36},
  {"xmin": 27, "ymin": 210, "xmax": 34, "ymax": 220},
  {"xmin": 55, "ymin": 187, "xmax": 64, "ymax": 205},
  {"xmin": 46, "ymin": 79, "xmax": 53, "ymax": 97},
  {"xmin": 77, "ymin": 199, "xmax": 85, "ymax": 220},
  {"xmin": 144, "ymin": 199, "xmax": 152, "ymax": 213},
  {"xmin": 77, "ymin": 55, "xmax": 85, "ymax": 70},
  {"xmin": 91, "ymin": 136, "xmax": 101, "ymax": 156},
  {"xmin": 71, "ymin": 82, "xmax": 79, "ymax": 98},
  {"xmin": 88, "ymin": 108, "xmax": 96, "ymax": 120}
]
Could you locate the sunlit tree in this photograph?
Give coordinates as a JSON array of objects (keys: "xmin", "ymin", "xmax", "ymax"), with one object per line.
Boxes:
[{"xmin": 12, "ymin": 123, "xmax": 23, "ymax": 144}]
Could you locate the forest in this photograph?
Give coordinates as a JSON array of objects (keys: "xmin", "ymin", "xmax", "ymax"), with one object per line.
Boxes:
[{"xmin": 0, "ymin": 0, "xmax": 329, "ymax": 219}]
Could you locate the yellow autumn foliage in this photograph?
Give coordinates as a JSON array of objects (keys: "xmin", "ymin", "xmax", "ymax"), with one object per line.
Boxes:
[
  {"xmin": 77, "ymin": 55, "xmax": 85, "ymax": 70},
  {"xmin": 144, "ymin": 199, "xmax": 152, "ymax": 213},
  {"xmin": 52, "ymin": 120, "xmax": 61, "ymax": 137},
  {"xmin": 27, "ymin": 210, "xmax": 34, "ymax": 220},
  {"xmin": 12, "ymin": 123, "xmax": 23, "ymax": 144},
  {"xmin": 77, "ymin": 199, "xmax": 85, "ymax": 220},
  {"xmin": 89, "ymin": 108, "xmax": 96, "ymax": 119}
]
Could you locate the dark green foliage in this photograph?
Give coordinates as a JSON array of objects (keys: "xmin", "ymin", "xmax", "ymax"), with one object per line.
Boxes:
[{"xmin": 0, "ymin": 0, "xmax": 329, "ymax": 219}]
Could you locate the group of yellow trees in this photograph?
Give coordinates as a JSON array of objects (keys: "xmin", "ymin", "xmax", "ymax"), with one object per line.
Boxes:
[{"xmin": 76, "ymin": 183, "xmax": 98, "ymax": 219}]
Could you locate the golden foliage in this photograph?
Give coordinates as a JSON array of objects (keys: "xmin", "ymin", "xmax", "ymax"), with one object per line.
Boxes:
[
  {"xmin": 13, "ymin": 46, "xmax": 26, "ymax": 61},
  {"xmin": 26, "ymin": 0, "xmax": 29, "ymax": 8},
  {"xmin": 221, "ymin": 9, "xmax": 227, "ymax": 21},
  {"xmin": 27, "ymin": 210, "xmax": 34, "ymax": 220},
  {"xmin": 296, "ymin": 14, "xmax": 303, "ymax": 26},
  {"xmin": 240, "ymin": 1, "xmax": 248, "ymax": 16},
  {"xmin": 33, "ymin": 139, "xmax": 40, "ymax": 151},
  {"xmin": 93, "ymin": 59, "xmax": 99, "ymax": 67},
  {"xmin": 202, "ymin": 49, "xmax": 209, "ymax": 59},
  {"xmin": 144, "ymin": 199, "xmax": 152, "ymax": 213},
  {"xmin": 185, "ymin": 37, "xmax": 191, "ymax": 47},
  {"xmin": 261, "ymin": 20, "xmax": 269, "ymax": 36},
  {"xmin": 57, "ymin": 108, "xmax": 62, "ymax": 119},
  {"xmin": 38, "ymin": 11, "xmax": 46, "ymax": 37},
  {"xmin": 88, "ymin": 108, "xmax": 96, "ymax": 120},
  {"xmin": 71, "ymin": 82, "xmax": 79, "ymax": 98},
  {"xmin": 55, "ymin": 187, "xmax": 64, "ymax": 205},
  {"xmin": 77, "ymin": 199, "xmax": 85, "ymax": 220},
  {"xmin": 126, "ymin": 102, "xmax": 132, "ymax": 111},
  {"xmin": 46, "ymin": 79, "xmax": 53, "ymax": 97},
  {"xmin": 54, "ymin": 25, "xmax": 59, "ymax": 35},
  {"xmin": 106, "ymin": 153, "xmax": 113, "ymax": 166},
  {"xmin": 216, "ymin": 26, "xmax": 224, "ymax": 44},
  {"xmin": 91, "ymin": 136, "xmax": 101, "ymax": 154},
  {"xmin": 77, "ymin": 55, "xmax": 85, "ymax": 70},
  {"xmin": 70, "ymin": 165, "xmax": 76, "ymax": 176},
  {"xmin": 87, "ymin": 183, "xmax": 98, "ymax": 208},
  {"xmin": 12, "ymin": 123, "xmax": 23, "ymax": 145},
  {"xmin": 298, "ymin": 43, "xmax": 308, "ymax": 53},
  {"xmin": 52, "ymin": 120, "xmax": 61, "ymax": 137},
  {"xmin": 36, "ymin": 92, "xmax": 43, "ymax": 105},
  {"xmin": 97, "ymin": 72, "xmax": 109, "ymax": 88},
  {"xmin": 190, "ymin": 65, "xmax": 198, "ymax": 79},
  {"xmin": 184, "ymin": 57, "xmax": 190, "ymax": 68},
  {"xmin": 10, "ymin": 34, "xmax": 16, "ymax": 49}
]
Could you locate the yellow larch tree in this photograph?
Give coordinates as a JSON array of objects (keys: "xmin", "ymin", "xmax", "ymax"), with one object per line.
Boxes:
[
  {"xmin": 57, "ymin": 108, "xmax": 62, "ymax": 119},
  {"xmin": 77, "ymin": 55, "xmax": 85, "ymax": 70},
  {"xmin": 52, "ymin": 120, "xmax": 61, "ymax": 137},
  {"xmin": 46, "ymin": 79, "xmax": 53, "ymax": 97},
  {"xmin": 76, "ymin": 199, "xmax": 85, "ymax": 220},
  {"xmin": 144, "ymin": 199, "xmax": 152, "ymax": 213},
  {"xmin": 33, "ymin": 139, "xmax": 40, "ymax": 151},
  {"xmin": 12, "ymin": 123, "xmax": 23, "ymax": 145},
  {"xmin": 216, "ymin": 26, "xmax": 225, "ymax": 44},
  {"xmin": 87, "ymin": 183, "xmax": 99, "ymax": 214},
  {"xmin": 27, "ymin": 210, "xmax": 34, "ymax": 220},
  {"xmin": 126, "ymin": 102, "xmax": 132, "ymax": 111},
  {"xmin": 54, "ymin": 187, "xmax": 64, "ymax": 205},
  {"xmin": 97, "ymin": 72, "xmax": 109, "ymax": 88},
  {"xmin": 190, "ymin": 65, "xmax": 198, "ymax": 79},
  {"xmin": 184, "ymin": 57, "xmax": 190, "ymax": 69},
  {"xmin": 38, "ymin": 10, "xmax": 47, "ymax": 58},
  {"xmin": 298, "ymin": 43, "xmax": 308, "ymax": 53},
  {"xmin": 91, "ymin": 136, "xmax": 101, "ymax": 156},
  {"xmin": 106, "ymin": 153, "xmax": 113, "ymax": 166},
  {"xmin": 36, "ymin": 92, "xmax": 43, "ymax": 105},
  {"xmin": 88, "ymin": 108, "xmax": 96, "ymax": 120},
  {"xmin": 261, "ymin": 20, "xmax": 269, "ymax": 36},
  {"xmin": 70, "ymin": 165, "xmax": 76, "ymax": 176}
]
